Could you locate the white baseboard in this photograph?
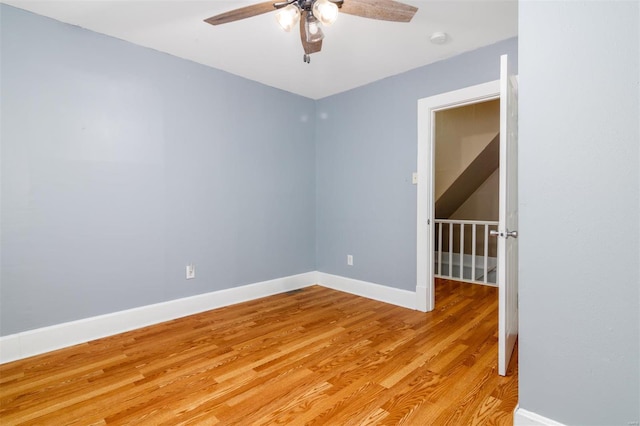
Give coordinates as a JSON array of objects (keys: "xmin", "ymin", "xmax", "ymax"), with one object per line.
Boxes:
[
  {"xmin": 514, "ymin": 406, "xmax": 566, "ymax": 426},
  {"xmin": 0, "ymin": 271, "xmax": 418, "ymax": 364},
  {"xmin": 0, "ymin": 271, "xmax": 317, "ymax": 364},
  {"xmin": 317, "ymin": 272, "xmax": 417, "ymax": 310}
]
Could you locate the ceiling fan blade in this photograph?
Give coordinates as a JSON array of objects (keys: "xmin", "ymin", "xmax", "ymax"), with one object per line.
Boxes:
[
  {"xmin": 338, "ymin": 0, "xmax": 417, "ymax": 22},
  {"xmin": 204, "ymin": 2, "xmax": 276, "ymax": 26},
  {"xmin": 300, "ymin": 11, "xmax": 323, "ymax": 55}
]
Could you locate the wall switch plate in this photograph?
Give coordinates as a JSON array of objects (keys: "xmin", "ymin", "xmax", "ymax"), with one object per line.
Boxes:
[
  {"xmin": 347, "ymin": 255, "xmax": 353, "ymax": 266},
  {"xmin": 186, "ymin": 264, "xmax": 195, "ymax": 279},
  {"xmin": 412, "ymin": 172, "xmax": 418, "ymax": 185}
]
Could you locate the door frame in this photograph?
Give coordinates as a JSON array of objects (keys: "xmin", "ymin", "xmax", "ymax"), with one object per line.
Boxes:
[{"xmin": 416, "ymin": 80, "xmax": 500, "ymax": 312}]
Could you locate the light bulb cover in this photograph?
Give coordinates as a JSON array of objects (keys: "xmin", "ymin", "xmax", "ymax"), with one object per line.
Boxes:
[
  {"xmin": 275, "ymin": 4, "xmax": 300, "ymax": 32},
  {"xmin": 312, "ymin": 0, "xmax": 338, "ymax": 26},
  {"xmin": 305, "ymin": 13, "xmax": 324, "ymax": 43}
]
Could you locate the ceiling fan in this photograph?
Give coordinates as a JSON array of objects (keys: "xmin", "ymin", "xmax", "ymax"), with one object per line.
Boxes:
[{"xmin": 204, "ymin": 0, "xmax": 418, "ymax": 63}]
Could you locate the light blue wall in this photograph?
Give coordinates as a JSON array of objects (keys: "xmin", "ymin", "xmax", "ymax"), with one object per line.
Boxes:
[
  {"xmin": 0, "ymin": 5, "xmax": 316, "ymax": 335},
  {"xmin": 1, "ymin": 5, "xmax": 518, "ymax": 336},
  {"xmin": 315, "ymin": 38, "xmax": 517, "ymax": 291},
  {"xmin": 519, "ymin": 1, "xmax": 639, "ymax": 424}
]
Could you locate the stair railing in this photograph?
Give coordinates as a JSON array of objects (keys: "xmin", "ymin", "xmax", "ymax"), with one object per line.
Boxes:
[{"xmin": 434, "ymin": 219, "xmax": 499, "ymax": 285}]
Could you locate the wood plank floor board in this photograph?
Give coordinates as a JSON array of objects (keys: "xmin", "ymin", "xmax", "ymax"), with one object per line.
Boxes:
[{"xmin": 0, "ymin": 280, "xmax": 518, "ymax": 425}]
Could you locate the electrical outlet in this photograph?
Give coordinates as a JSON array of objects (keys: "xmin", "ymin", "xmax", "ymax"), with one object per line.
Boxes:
[
  {"xmin": 347, "ymin": 255, "xmax": 353, "ymax": 266},
  {"xmin": 186, "ymin": 264, "xmax": 195, "ymax": 279}
]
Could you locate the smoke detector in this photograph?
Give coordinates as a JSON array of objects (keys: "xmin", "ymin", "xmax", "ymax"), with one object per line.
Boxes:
[{"xmin": 430, "ymin": 32, "xmax": 448, "ymax": 44}]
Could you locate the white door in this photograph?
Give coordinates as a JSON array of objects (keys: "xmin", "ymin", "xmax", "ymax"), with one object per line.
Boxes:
[{"xmin": 496, "ymin": 54, "xmax": 519, "ymax": 376}]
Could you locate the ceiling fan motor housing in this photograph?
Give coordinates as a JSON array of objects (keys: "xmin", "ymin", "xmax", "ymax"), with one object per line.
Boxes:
[{"xmin": 299, "ymin": 0, "xmax": 314, "ymax": 11}]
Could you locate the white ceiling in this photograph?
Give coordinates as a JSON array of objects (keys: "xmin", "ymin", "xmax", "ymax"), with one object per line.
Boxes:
[{"xmin": 2, "ymin": 0, "xmax": 518, "ymax": 99}]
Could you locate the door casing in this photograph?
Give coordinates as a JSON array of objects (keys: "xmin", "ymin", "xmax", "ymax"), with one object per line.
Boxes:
[{"xmin": 416, "ymin": 80, "xmax": 500, "ymax": 312}]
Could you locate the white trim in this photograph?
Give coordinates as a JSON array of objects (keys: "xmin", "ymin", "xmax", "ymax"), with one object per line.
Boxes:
[
  {"xmin": 0, "ymin": 271, "xmax": 420, "ymax": 364},
  {"xmin": 416, "ymin": 80, "xmax": 500, "ymax": 313},
  {"xmin": 514, "ymin": 406, "xmax": 567, "ymax": 426},
  {"xmin": 317, "ymin": 272, "xmax": 417, "ymax": 310},
  {"xmin": 0, "ymin": 271, "xmax": 317, "ymax": 364}
]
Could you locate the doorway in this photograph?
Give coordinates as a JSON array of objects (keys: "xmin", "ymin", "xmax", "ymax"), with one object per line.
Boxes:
[
  {"xmin": 416, "ymin": 80, "xmax": 500, "ymax": 313},
  {"xmin": 433, "ymin": 100, "xmax": 500, "ymax": 286}
]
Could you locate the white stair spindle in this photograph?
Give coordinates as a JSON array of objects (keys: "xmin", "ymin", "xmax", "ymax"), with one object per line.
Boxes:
[
  {"xmin": 460, "ymin": 223, "xmax": 464, "ymax": 280},
  {"xmin": 448, "ymin": 222, "xmax": 453, "ymax": 278},
  {"xmin": 484, "ymin": 224, "xmax": 489, "ymax": 284},
  {"xmin": 472, "ymin": 224, "xmax": 477, "ymax": 281},
  {"xmin": 438, "ymin": 222, "xmax": 443, "ymax": 275}
]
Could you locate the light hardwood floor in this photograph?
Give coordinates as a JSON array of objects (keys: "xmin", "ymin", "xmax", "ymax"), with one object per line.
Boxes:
[{"xmin": 0, "ymin": 279, "xmax": 518, "ymax": 425}]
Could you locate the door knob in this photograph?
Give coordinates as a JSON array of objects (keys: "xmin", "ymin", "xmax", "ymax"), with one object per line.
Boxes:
[{"xmin": 490, "ymin": 230, "xmax": 518, "ymax": 238}]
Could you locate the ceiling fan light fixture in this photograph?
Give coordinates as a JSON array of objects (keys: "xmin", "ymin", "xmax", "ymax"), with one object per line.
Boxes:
[
  {"xmin": 305, "ymin": 13, "xmax": 324, "ymax": 43},
  {"xmin": 312, "ymin": 0, "xmax": 338, "ymax": 26},
  {"xmin": 275, "ymin": 4, "xmax": 300, "ymax": 32},
  {"xmin": 204, "ymin": 0, "xmax": 418, "ymax": 61}
]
